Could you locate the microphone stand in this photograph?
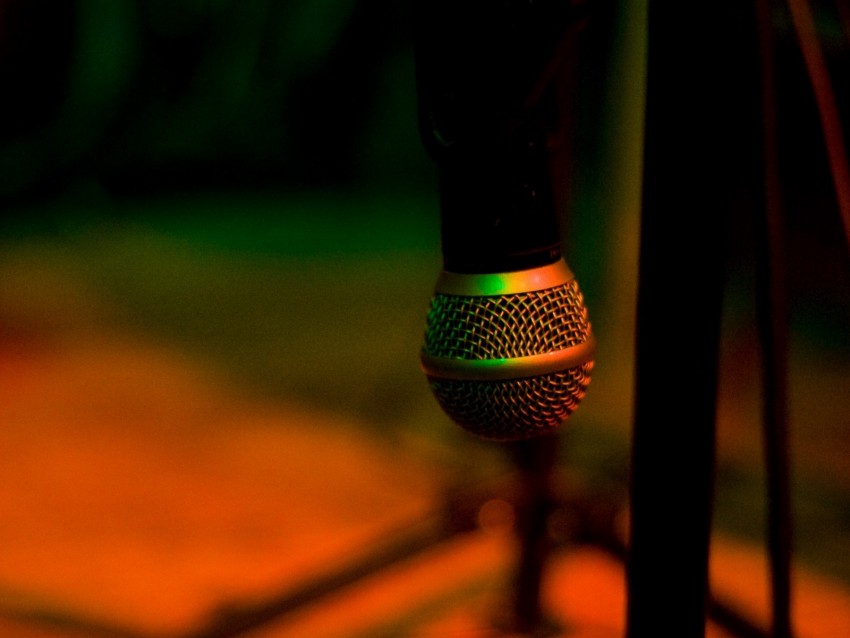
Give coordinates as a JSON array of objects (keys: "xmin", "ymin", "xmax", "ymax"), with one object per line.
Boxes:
[
  {"xmin": 504, "ymin": 435, "xmax": 561, "ymax": 637},
  {"xmin": 625, "ymin": 3, "xmax": 744, "ymax": 635},
  {"xmin": 626, "ymin": 2, "xmax": 800, "ymax": 637}
]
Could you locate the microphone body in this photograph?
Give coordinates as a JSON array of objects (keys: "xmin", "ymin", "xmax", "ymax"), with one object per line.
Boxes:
[{"xmin": 414, "ymin": 0, "xmax": 594, "ymax": 441}]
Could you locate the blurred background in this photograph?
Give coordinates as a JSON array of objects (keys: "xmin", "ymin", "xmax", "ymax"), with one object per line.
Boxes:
[{"xmin": 0, "ymin": 0, "xmax": 849, "ymax": 636}]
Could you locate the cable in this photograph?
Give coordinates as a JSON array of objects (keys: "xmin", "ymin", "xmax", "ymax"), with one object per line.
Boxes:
[
  {"xmin": 755, "ymin": 1, "xmax": 795, "ymax": 636},
  {"xmin": 787, "ymin": 0, "xmax": 850, "ymax": 251}
]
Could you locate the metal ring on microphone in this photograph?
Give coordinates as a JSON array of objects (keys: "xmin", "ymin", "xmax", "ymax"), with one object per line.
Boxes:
[
  {"xmin": 420, "ymin": 336, "xmax": 595, "ymax": 381},
  {"xmin": 434, "ymin": 259, "xmax": 574, "ymax": 296}
]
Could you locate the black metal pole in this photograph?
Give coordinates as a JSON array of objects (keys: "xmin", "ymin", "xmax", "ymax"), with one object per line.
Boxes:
[{"xmin": 625, "ymin": 4, "xmax": 762, "ymax": 636}]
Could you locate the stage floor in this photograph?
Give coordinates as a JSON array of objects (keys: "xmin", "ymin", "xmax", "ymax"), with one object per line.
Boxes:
[{"xmin": 1, "ymin": 332, "xmax": 849, "ymax": 638}]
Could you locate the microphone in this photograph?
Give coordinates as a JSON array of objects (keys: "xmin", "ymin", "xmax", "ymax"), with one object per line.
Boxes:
[
  {"xmin": 420, "ymin": 259, "xmax": 595, "ymax": 441},
  {"xmin": 413, "ymin": 0, "xmax": 595, "ymax": 441}
]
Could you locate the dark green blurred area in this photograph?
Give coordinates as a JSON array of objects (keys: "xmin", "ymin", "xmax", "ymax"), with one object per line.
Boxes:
[
  {"xmin": 0, "ymin": 0, "xmax": 632, "ymax": 445},
  {"xmin": 1, "ymin": 0, "xmax": 850, "ymax": 589},
  {"xmin": 0, "ymin": 0, "xmax": 432, "ymax": 198},
  {"xmin": 0, "ymin": 0, "xmax": 440, "ymax": 422}
]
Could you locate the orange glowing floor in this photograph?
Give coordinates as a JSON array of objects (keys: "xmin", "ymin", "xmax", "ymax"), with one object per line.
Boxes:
[{"xmin": 1, "ymin": 333, "xmax": 849, "ymax": 638}]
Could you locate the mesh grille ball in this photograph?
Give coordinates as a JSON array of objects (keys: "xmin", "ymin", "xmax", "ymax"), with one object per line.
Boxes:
[{"xmin": 420, "ymin": 269, "xmax": 594, "ymax": 441}]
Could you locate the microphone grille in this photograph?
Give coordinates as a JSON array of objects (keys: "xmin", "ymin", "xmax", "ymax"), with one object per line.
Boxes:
[
  {"xmin": 423, "ymin": 279, "xmax": 591, "ymax": 359},
  {"xmin": 427, "ymin": 365, "xmax": 593, "ymax": 440},
  {"xmin": 421, "ymin": 275, "xmax": 594, "ymax": 441}
]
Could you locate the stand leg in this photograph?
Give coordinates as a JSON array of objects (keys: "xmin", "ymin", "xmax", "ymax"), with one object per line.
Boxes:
[{"xmin": 505, "ymin": 435, "xmax": 560, "ymax": 636}]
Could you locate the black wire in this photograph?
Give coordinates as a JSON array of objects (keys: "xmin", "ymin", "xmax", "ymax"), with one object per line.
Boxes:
[
  {"xmin": 786, "ymin": 0, "xmax": 850, "ymax": 250},
  {"xmin": 754, "ymin": 1, "xmax": 796, "ymax": 636}
]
